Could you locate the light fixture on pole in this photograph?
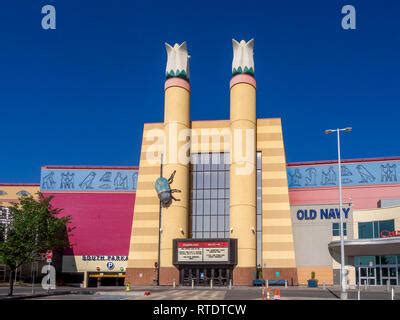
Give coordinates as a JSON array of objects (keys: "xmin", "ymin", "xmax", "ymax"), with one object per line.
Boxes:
[{"xmin": 325, "ymin": 127, "xmax": 352, "ymax": 300}]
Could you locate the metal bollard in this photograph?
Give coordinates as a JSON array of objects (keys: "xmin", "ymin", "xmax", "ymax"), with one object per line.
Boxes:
[
  {"xmin": 173, "ymin": 279, "xmax": 176, "ymax": 289},
  {"xmin": 285, "ymin": 280, "xmax": 288, "ymax": 288},
  {"xmin": 323, "ymin": 282, "xmax": 326, "ymax": 290},
  {"xmin": 210, "ymin": 279, "xmax": 213, "ymax": 289},
  {"xmin": 364, "ymin": 282, "xmax": 367, "ymax": 291},
  {"xmin": 358, "ymin": 288, "xmax": 360, "ymax": 300},
  {"xmin": 266, "ymin": 280, "xmax": 269, "ymax": 288},
  {"xmin": 191, "ymin": 279, "xmax": 194, "ymax": 289},
  {"xmin": 229, "ymin": 279, "xmax": 232, "ymax": 289},
  {"xmin": 391, "ymin": 287, "xmax": 394, "ymax": 300}
]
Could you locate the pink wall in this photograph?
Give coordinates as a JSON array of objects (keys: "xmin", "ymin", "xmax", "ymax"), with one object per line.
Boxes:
[
  {"xmin": 289, "ymin": 184, "xmax": 400, "ymax": 209},
  {"xmin": 43, "ymin": 192, "xmax": 135, "ymax": 256}
]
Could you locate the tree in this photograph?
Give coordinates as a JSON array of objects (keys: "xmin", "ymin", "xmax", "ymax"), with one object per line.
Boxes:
[{"xmin": 0, "ymin": 193, "xmax": 71, "ymax": 296}]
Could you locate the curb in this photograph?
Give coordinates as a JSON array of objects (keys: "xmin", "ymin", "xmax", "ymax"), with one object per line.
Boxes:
[{"xmin": 0, "ymin": 290, "xmax": 95, "ymax": 300}]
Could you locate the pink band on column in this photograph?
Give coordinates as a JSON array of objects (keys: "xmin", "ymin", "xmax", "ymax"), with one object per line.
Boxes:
[
  {"xmin": 230, "ymin": 74, "xmax": 256, "ymax": 89},
  {"xmin": 165, "ymin": 78, "xmax": 191, "ymax": 92}
]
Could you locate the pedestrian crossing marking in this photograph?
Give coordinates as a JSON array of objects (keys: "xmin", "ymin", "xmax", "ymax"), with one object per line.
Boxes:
[{"xmin": 139, "ymin": 289, "xmax": 226, "ymax": 300}]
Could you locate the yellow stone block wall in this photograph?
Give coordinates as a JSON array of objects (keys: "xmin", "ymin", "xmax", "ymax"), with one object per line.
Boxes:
[
  {"xmin": 0, "ymin": 184, "xmax": 40, "ymax": 206},
  {"xmin": 257, "ymin": 119, "xmax": 297, "ymax": 269},
  {"xmin": 126, "ymin": 123, "xmax": 163, "ymax": 270}
]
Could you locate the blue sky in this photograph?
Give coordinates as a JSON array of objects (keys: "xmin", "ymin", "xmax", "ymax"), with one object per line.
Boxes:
[{"xmin": 1, "ymin": 0, "xmax": 399, "ymax": 183}]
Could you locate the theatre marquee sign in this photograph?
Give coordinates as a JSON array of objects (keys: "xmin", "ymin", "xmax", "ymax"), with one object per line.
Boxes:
[{"xmin": 173, "ymin": 239, "xmax": 237, "ymax": 265}]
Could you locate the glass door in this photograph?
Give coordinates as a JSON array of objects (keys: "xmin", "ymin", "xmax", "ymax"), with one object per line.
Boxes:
[
  {"xmin": 367, "ymin": 267, "xmax": 376, "ymax": 285},
  {"xmin": 358, "ymin": 267, "xmax": 376, "ymax": 285},
  {"xmin": 381, "ymin": 267, "xmax": 398, "ymax": 285},
  {"xmin": 198, "ymin": 268, "xmax": 206, "ymax": 286}
]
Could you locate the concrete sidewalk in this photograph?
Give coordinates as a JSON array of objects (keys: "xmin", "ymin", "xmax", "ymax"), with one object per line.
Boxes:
[{"xmin": 0, "ymin": 284, "xmax": 98, "ymax": 300}]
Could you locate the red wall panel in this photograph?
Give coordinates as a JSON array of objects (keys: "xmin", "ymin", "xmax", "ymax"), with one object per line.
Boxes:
[{"xmin": 42, "ymin": 192, "xmax": 135, "ymax": 256}]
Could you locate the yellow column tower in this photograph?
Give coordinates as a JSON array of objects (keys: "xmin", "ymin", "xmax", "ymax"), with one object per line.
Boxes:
[
  {"xmin": 159, "ymin": 42, "xmax": 191, "ymax": 284},
  {"xmin": 229, "ymin": 39, "xmax": 257, "ymax": 285}
]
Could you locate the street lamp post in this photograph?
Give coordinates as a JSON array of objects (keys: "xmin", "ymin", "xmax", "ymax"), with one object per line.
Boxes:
[{"xmin": 325, "ymin": 127, "xmax": 352, "ymax": 300}]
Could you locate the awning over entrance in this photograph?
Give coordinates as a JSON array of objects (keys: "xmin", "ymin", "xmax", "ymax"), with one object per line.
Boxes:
[{"xmin": 328, "ymin": 237, "xmax": 400, "ymax": 263}]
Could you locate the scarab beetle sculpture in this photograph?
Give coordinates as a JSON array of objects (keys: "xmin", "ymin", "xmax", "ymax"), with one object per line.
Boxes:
[{"xmin": 155, "ymin": 170, "xmax": 181, "ymax": 207}]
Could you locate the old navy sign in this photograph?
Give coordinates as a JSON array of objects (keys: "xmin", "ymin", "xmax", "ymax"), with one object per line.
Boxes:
[{"xmin": 296, "ymin": 207, "xmax": 351, "ymax": 221}]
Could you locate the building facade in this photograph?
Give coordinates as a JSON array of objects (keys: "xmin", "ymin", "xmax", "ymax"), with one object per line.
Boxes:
[
  {"xmin": 1, "ymin": 40, "xmax": 400, "ymax": 288},
  {"xmin": 125, "ymin": 40, "xmax": 297, "ymax": 286},
  {"xmin": 288, "ymin": 158, "xmax": 400, "ymax": 286},
  {"xmin": 40, "ymin": 166, "xmax": 138, "ymax": 287},
  {"xmin": 124, "ymin": 40, "xmax": 400, "ymax": 287}
]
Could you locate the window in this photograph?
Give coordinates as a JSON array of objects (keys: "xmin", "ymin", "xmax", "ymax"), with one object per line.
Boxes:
[
  {"xmin": 189, "ymin": 153, "xmax": 230, "ymax": 239},
  {"xmin": 332, "ymin": 222, "xmax": 347, "ymax": 236},
  {"xmin": 358, "ymin": 219, "xmax": 395, "ymax": 239},
  {"xmin": 355, "ymin": 256, "xmax": 377, "ymax": 266},
  {"xmin": 358, "ymin": 222, "xmax": 373, "ymax": 239},
  {"xmin": 16, "ymin": 190, "xmax": 30, "ymax": 197},
  {"xmin": 380, "ymin": 256, "xmax": 397, "ymax": 265},
  {"xmin": 379, "ymin": 220, "xmax": 395, "ymax": 236}
]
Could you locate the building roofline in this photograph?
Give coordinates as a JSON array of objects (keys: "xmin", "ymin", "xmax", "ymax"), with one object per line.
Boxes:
[
  {"xmin": 143, "ymin": 117, "xmax": 282, "ymax": 125},
  {"xmin": 0, "ymin": 183, "xmax": 40, "ymax": 186},
  {"xmin": 41, "ymin": 165, "xmax": 139, "ymax": 170},
  {"xmin": 191, "ymin": 119, "xmax": 229, "ymax": 123},
  {"xmin": 287, "ymin": 156, "xmax": 400, "ymax": 167}
]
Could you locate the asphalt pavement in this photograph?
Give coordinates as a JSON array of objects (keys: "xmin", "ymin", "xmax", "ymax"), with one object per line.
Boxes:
[{"xmin": 0, "ymin": 284, "xmax": 398, "ymax": 300}]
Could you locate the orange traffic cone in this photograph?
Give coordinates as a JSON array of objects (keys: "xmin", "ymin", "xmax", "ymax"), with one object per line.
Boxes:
[
  {"xmin": 261, "ymin": 287, "xmax": 265, "ymax": 300},
  {"xmin": 273, "ymin": 289, "xmax": 281, "ymax": 300}
]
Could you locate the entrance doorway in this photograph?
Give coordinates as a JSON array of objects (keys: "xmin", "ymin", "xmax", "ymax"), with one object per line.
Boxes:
[
  {"xmin": 358, "ymin": 267, "xmax": 376, "ymax": 285},
  {"xmin": 180, "ymin": 266, "xmax": 232, "ymax": 286},
  {"xmin": 355, "ymin": 255, "xmax": 400, "ymax": 286},
  {"xmin": 356, "ymin": 266, "xmax": 399, "ymax": 286},
  {"xmin": 381, "ymin": 267, "xmax": 398, "ymax": 285}
]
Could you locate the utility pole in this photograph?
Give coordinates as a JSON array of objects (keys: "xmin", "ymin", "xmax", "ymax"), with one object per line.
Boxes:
[{"xmin": 325, "ymin": 127, "xmax": 352, "ymax": 300}]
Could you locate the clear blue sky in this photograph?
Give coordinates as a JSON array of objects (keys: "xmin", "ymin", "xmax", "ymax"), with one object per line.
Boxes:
[{"xmin": 1, "ymin": 0, "xmax": 399, "ymax": 183}]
